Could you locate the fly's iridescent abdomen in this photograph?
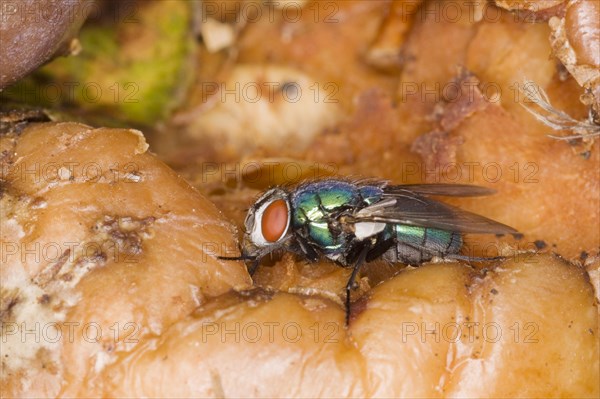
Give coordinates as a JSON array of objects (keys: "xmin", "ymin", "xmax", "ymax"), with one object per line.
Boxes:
[{"xmin": 382, "ymin": 224, "xmax": 463, "ymax": 265}]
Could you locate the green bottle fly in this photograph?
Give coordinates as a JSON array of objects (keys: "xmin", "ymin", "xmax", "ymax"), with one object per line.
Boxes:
[{"xmin": 220, "ymin": 178, "xmax": 517, "ymax": 324}]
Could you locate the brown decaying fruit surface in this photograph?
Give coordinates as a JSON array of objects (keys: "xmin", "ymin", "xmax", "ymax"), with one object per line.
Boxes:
[
  {"xmin": 1, "ymin": 122, "xmax": 598, "ymax": 398},
  {"xmin": 2, "ymin": 0, "xmax": 600, "ymax": 397},
  {"xmin": 494, "ymin": 0, "xmax": 566, "ymax": 21},
  {"xmin": 0, "ymin": 122, "xmax": 250, "ymax": 397}
]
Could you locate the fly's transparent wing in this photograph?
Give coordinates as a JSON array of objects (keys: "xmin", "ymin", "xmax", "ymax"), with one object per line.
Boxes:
[
  {"xmin": 384, "ymin": 184, "xmax": 496, "ymax": 197},
  {"xmin": 354, "ymin": 188, "xmax": 517, "ymax": 234}
]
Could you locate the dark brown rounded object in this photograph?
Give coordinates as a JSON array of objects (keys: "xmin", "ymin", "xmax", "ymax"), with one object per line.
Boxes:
[{"xmin": 0, "ymin": 0, "xmax": 93, "ymax": 89}]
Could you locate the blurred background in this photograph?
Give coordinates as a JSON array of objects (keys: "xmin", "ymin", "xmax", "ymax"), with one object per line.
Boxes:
[{"xmin": 1, "ymin": 0, "xmax": 598, "ymax": 260}]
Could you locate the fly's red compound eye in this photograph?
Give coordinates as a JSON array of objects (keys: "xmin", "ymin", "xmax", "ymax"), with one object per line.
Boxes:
[{"xmin": 261, "ymin": 199, "xmax": 289, "ymax": 242}]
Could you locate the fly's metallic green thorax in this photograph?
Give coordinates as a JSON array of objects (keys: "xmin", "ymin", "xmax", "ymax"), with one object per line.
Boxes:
[
  {"xmin": 220, "ymin": 178, "xmax": 518, "ymax": 325},
  {"xmin": 291, "ymin": 180, "xmax": 383, "ymax": 255}
]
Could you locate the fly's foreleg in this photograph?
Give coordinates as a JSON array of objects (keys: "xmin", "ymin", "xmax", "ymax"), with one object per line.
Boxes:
[{"xmin": 345, "ymin": 244, "xmax": 370, "ymax": 327}]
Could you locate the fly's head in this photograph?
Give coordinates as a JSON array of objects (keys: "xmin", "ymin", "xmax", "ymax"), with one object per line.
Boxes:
[{"xmin": 240, "ymin": 187, "xmax": 292, "ymax": 269}]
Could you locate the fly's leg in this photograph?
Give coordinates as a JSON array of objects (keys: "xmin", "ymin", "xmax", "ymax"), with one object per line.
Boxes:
[
  {"xmin": 394, "ymin": 243, "xmax": 505, "ymax": 264},
  {"xmin": 248, "ymin": 259, "xmax": 260, "ymax": 276},
  {"xmin": 366, "ymin": 237, "xmax": 396, "ymax": 262},
  {"xmin": 295, "ymin": 236, "xmax": 320, "ymax": 262},
  {"xmin": 345, "ymin": 245, "xmax": 370, "ymax": 327},
  {"xmin": 444, "ymin": 254, "xmax": 505, "ymax": 262}
]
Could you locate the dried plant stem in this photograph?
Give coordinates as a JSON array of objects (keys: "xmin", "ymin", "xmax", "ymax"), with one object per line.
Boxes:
[{"xmin": 519, "ymin": 80, "xmax": 600, "ymax": 141}]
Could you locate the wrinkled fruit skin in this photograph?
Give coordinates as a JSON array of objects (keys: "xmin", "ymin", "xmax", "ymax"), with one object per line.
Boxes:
[
  {"xmin": 1, "ymin": 123, "xmax": 598, "ymax": 397},
  {"xmin": 0, "ymin": 122, "xmax": 250, "ymax": 396}
]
